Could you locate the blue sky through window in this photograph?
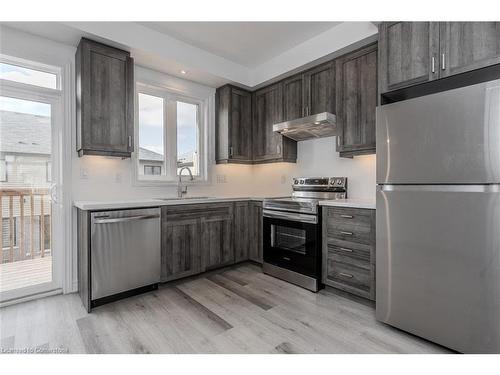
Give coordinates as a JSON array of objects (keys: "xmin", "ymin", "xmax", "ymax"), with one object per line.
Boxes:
[
  {"xmin": 0, "ymin": 96, "xmax": 51, "ymax": 117},
  {"xmin": 0, "ymin": 63, "xmax": 57, "ymax": 89}
]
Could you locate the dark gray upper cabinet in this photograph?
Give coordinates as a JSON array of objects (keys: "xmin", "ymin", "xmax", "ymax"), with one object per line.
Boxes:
[
  {"xmin": 282, "ymin": 73, "xmax": 305, "ymax": 121},
  {"xmin": 379, "ymin": 22, "xmax": 500, "ymax": 95},
  {"xmin": 378, "ymin": 22, "xmax": 439, "ymax": 93},
  {"xmin": 303, "ymin": 61, "xmax": 335, "ymax": 116},
  {"xmin": 440, "ymin": 22, "xmax": 500, "ymax": 78},
  {"xmin": 215, "ymin": 85, "xmax": 253, "ymax": 164},
  {"xmin": 76, "ymin": 38, "xmax": 134, "ymax": 158},
  {"xmin": 253, "ymin": 83, "xmax": 297, "ymax": 163},
  {"xmin": 336, "ymin": 43, "xmax": 378, "ymax": 157}
]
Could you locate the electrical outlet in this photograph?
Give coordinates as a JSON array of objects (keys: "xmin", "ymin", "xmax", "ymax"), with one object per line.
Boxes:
[
  {"xmin": 216, "ymin": 174, "xmax": 227, "ymax": 184},
  {"xmin": 80, "ymin": 168, "xmax": 88, "ymax": 180}
]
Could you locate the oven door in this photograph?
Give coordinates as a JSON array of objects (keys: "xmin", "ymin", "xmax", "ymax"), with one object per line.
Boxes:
[{"xmin": 263, "ymin": 209, "xmax": 320, "ymax": 277}]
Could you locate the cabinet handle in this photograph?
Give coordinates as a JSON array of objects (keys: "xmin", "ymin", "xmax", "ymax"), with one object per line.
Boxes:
[
  {"xmin": 339, "ymin": 272, "xmax": 354, "ymax": 279},
  {"xmin": 277, "ymin": 144, "xmax": 281, "ymax": 155},
  {"xmin": 431, "ymin": 56, "xmax": 436, "ymax": 73},
  {"xmin": 128, "ymin": 135, "xmax": 132, "ymax": 148},
  {"xmin": 340, "ymin": 231, "xmax": 353, "ymax": 236},
  {"xmin": 340, "ymin": 214, "xmax": 353, "ymax": 219},
  {"xmin": 229, "ymin": 146, "xmax": 234, "ymax": 157},
  {"xmin": 338, "ymin": 247, "xmax": 353, "ymax": 253},
  {"xmin": 441, "ymin": 53, "xmax": 446, "ymax": 70}
]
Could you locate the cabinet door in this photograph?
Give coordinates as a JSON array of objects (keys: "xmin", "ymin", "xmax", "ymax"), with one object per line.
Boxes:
[
  {"xmin": 234, "ymin": 202, "xmax": 250, "ymax": 262},
  {"xmin": 440, "ymin": 22, "xmax": 500, "ymax": 78},
  {"xmin": 229, "ymin": 88, "xmax": 253, "ymax": 161},
  {"xmin": 248, "ymin": 201, "xmax": 263, "ymax": 263},
  {"xmin": 253, "ymin": 83, "xmax": 284, "ymax": 161},
  {"xmin": 336, "ymin": 43, "xmax": 378, "ymax": 157},
  {"xmin": 378, "ymin": 22, "xmax": 439, "ymax": 93},
  {"xmin": 77, "ymin": 38, "xmax": 134, "ymax": 157},
  {"xmin": 282, "ymin": 73, "xmax": 304, "ymax": 121},
  {"xmin": 303, "ymin": 61, "xmax": 335, "ymax": 115},
  {"xmin": 202, "ymin": 203, "xmax": 234, "ymax": 269},
  {"xmin": 161, "ymin": 208, "xmax": 201, "ymax": 282}
]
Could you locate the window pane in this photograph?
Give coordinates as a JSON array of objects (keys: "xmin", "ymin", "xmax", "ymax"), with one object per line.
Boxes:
[
  {"xmin": 138, "ymin": 93, "xmax": 164, "ymax": 177},
  {"xmin": 0, "ymin": 62, "xmax": 57, "ymax": 89},
  {"xmin": 176, "ymin": 101, "xmax": 199, "ymax": 176}
]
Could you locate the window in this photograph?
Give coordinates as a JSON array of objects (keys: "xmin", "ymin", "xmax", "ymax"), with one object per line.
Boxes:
[
  {"xmin": 136, "ymin": 84, "xmax": 205, "ymax": 182},
  {"xmin": 144, "ymin": 165, "xmax": 161, "ymax": 175},
  {"xmin": 0, "ymin": 62, "xmax": 58, "ymax": 89},
  {"xmin": 0, "ymin": 160, "xmax": 6, "ymax": 182}
]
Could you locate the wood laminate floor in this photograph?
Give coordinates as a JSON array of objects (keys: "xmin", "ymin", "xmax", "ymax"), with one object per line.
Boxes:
[{"xmin": 0, "ymin": 263, "xmax": 451, "ymax": 354}]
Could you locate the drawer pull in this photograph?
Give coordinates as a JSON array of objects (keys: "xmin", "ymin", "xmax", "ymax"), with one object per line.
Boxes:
[
  {"xmin": 340, "ymin": 231, "xmax": 353, "ymax": 236},
  {"xmin": 339, "ymin": 272, "xmax": 353, "ymax": 278},
  {"xmin": 340, "ymin": 214, "xmax": 353, "ymax": 219},
  {"xmin": 338, "ymin": 247, "xmax": 353, "ymax": 253}
]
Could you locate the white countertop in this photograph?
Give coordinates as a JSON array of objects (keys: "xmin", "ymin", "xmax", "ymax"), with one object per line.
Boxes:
[
  {"xmin": 319, "ymin": 198, "xmax": 376, "ymax": 209},
  {"xmin": 74, "ymin": 196, "xmax": 280, "ymax": 211}
]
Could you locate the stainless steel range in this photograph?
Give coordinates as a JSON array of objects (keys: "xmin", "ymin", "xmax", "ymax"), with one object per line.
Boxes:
[{"xmin": 262, "ymin": 177, "xmax": 347, "ymax": 292}]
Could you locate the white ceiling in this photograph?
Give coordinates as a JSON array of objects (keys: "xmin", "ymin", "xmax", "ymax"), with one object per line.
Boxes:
[
  {"xmin": 2, "ymin": 22, "xmax": 378, "ymax": 88},
  {"xmin": 138, "ymin": 22, "xmax": 340, "ymax": 67}
]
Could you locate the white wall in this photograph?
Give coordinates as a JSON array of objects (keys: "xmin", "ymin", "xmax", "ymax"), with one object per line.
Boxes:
[{"xmin": 252, "ymin": 137, "xmax": 376, "ymax": 199}]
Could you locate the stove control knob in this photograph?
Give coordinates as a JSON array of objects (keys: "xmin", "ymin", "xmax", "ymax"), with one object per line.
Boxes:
[
  {"xmin": 293, "ymin": 179, "xmax": 299, "ymax": 185},
  {"xmin": 300, "ymin": 180, "xmax": 305, "ymax": 185},
  {"xmin": 336, "ymin": 179, "xmax": 343, "ymax": 186}
]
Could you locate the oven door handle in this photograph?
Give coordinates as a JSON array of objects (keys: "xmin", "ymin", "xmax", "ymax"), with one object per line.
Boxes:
[{"xmin": 263, "ymin": 209, "xmax": 318, "ymax": 224}]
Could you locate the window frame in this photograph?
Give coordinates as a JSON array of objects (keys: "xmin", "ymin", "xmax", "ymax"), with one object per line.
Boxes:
[
  {"xmin": 144, "ymin": 165, "xmax": 162, "ymax": 176},
  {"xmin": 134, "ymin": 81, "xmax": 208, "ymax": 185},
  {"xmin": 0, "ymin": 54, "xmax": 62, "ymax": 91},
  {"xmin": 0, "ymin": 159, "xmax": 7, "ymax": 182}
]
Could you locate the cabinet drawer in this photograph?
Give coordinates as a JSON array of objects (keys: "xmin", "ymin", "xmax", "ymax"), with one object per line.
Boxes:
[
  {"xmin": 327, "ymin": 242, "xmax": 370, "ymax": 263},
  {"xmin": 325, "ymin": 258, "xmax": 372, "ymax": 298},
  {"xmin": 326, "ymin": 207, "xmax": 373, "ymax": 228},
  {"xmin": 327, "ymin": 224, "xmax": 372, "ymax": 245}
]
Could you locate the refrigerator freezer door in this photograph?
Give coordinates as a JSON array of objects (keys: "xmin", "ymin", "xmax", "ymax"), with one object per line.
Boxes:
[
  {"xmin": 376, "ymin": 185, "xmax": 500, "ymax": 353},
  {"xmin": 377, "ymin": 79, "xmax": 500, "ymax": 184}
]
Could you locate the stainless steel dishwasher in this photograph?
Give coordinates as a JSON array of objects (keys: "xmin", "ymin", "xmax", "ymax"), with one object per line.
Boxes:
[{"xmin": 90, "ymin": 207, "xmax": 161, "ymax": 305}]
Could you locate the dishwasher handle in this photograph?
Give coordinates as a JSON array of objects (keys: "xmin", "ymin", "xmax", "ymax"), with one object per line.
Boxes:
[{"xmin": 93, "ymin": 214, "xmax": 160, "ymax": 224}]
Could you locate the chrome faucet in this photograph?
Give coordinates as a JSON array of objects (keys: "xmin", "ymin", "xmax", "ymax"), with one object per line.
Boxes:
[{"xmin": 177, "ymin": 166, "xmax": 194, "ymax": 198}]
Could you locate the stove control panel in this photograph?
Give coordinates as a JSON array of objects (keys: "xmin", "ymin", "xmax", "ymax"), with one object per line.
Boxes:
[{"xmin": 292, "ymin": 177, "xmax": 347, "ymax": 192}]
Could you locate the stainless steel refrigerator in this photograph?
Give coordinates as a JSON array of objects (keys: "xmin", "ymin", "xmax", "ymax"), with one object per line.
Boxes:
[{"xmin": 376, "ymin": 78, "xmax": 500, "ymax": 353}]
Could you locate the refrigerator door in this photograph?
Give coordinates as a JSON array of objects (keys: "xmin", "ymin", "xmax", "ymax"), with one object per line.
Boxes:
[
  {"xmin": 377, "ymin": 79, "xmax": 500, "ymax": 184},
  {"xmin": 376, "ymin": 185, "xmax": 500, "ymax": 353}
]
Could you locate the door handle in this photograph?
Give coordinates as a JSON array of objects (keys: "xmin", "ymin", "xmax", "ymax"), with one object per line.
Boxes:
[
  {"xmin": 340, "ymin": 231, "xmax": 353, "ymax": 236},
  {"xmin": 441, "ymin": 53, "xmax": 446, "ymax": 70},
  {"xmin": 338, "ymin": 247, "xmax": 353, "ymax": 253},
  {"xmin": 229, "ymin": 146, "xmax": 234, "ymax": 157},
  {"xmin": 94, "ymin": 214, "xmax": 160, "ymax": 224},
  {"xmin": 276, "ymin": 144, "xmax": 281, "ymax": 155},
  {"xmin": 340, "ymin": 214, "xmax": 353, "ymax": 219},
  {"xmin": 339, "ymin": 272, "xmax": 354, "ymax": 279},
  {"xmin": 431, "ymin": 56, "xmax": 436, "ymax": 73},
  {"xmin": 128, "ymin": 135, "xmax": 132, "ymax": 149}
]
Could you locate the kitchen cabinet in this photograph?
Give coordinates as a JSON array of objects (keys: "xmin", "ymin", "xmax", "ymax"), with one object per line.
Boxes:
[
  {"xmin": 378, "ymin": 22, "xmax": 439, "ymax": 93},
  {"xmin": 303, "ymin": 61, "xmax": 335, "ymax": 116},
  {"xmin": 379, "ymin": 22, "xmax": 500, "ymax": 95},
  {"xmin": 215, "ymin": 85, "xmax": 253, "ymax": 164},
  {"xmin": 248, "ymin": 201, "xmax": 263, "ymax": 263},
  {"xmin": 161, "ymin": 206, "xmax": 202, "ymax": 282},
  {"xmin": 439, "ymin": 22, "xmax": 500, "ymax": 78},
  {"xmin": 202, "ymin": 203, "xmax": 234, "ymax": 270},
  {"xmin": 336, "ymin": 43, "xmax": 378, "ymax": 157},
  {"xmin": 282, "ymin": 73, "xmax": 305, "ymax": 121},
  {"xmin": 253, "ymin": 83, "xmax": 297, "ymax": 163},
  {"xmin": 322, "ymin": 206, "xmax": 376, "ymax": 300},
  {"xmin": 234, "ymin": 201, "xmax": 251, "ymax": 262},
  {"xmin": 76, "ymin": 38, "xmax": 134, "ymax": 157},
  {"xmin": 161, "ymin": 203, "xmax": 235, "ymax": 280}
]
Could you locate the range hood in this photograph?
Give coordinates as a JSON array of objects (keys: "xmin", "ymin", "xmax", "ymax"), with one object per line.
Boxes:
[{"xmin": 272, "ymin": 112, "xmax": 339, "ymax": 141}]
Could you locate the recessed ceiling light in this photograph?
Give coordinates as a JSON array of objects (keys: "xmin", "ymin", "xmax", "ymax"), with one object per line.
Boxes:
[{"xmin": 180, "ymin": 70, "xmax": 187, "ymax": 75}]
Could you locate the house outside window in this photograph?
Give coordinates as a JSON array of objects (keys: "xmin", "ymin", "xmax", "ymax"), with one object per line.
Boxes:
[{"xmin": 144, "ymin": 165, "xmax": 161, "ymax": 175}]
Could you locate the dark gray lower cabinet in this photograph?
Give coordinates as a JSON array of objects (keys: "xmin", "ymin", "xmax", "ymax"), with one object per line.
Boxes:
[
  {"xmin": 202, "ymin": 203, "xmax": 234, "ymax": 270},
  {"xmin": 248, "ymin": 201, "xmax": 263, "ymax": 263},
  {"xmin": 234, "ymin": 201, "xmax": 250, "ymax": 262},
  {"xmin": 322, "ymin": 206, "xmax": 376, "ymax": 300},
  {"xmin": 161, "ymin": 201, "xmax": 263, "ymax": 282},
  {"xmin": 161, "ymin": 206, "xmax": 202, "ymax": 282}
]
